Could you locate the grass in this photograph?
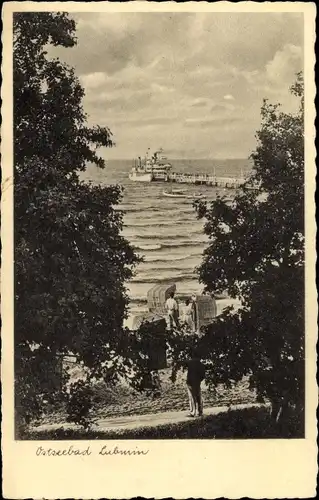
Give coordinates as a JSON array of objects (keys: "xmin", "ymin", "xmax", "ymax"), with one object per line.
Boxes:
[
  {"xmin": 23, "ymin": 367, "xmax": 303, "ymax": 440},
  {"xmin": 23, "ymin": 406, "xmax": 304, "ymax": 440},
  {"xmin": 35, "ymin": 369, "xmax": 257, "ymax": 426}
]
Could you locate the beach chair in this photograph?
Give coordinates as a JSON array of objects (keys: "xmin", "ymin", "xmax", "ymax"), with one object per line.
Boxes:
[
  {"xmin": 192, "ymin": 294, "xmax": 217, "ymax": 332},
  {"xmin": 147, "ymin": 283, "xmax": 177, "ymax": 315}
]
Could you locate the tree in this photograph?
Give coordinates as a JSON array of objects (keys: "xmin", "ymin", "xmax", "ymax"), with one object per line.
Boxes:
[
  {"xmin": 14, "ymin": 12, "xmax": 144, "ymax": 430},
  {"xmin": 187, "ymin": 73, "xmax": 304, "ymax": 429}
]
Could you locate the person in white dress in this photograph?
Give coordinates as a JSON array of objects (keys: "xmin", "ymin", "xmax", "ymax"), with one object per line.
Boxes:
[{"xmin": 181, "ymin": 299, "xmax": 195, "ymax": 332}]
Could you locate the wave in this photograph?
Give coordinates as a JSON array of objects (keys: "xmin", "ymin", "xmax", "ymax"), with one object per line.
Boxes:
[
  {"xmin": 137, "ymin": 259, "xmax": 199, "ymax": 272},
  {"xmin": 120, "ymin": 204, "xmax": 196, "ymax": 215},
  {"xmin": 133, "ymin": 243, "xmax": 200, "ymax": 251},
  {"xmin": 130, "ymin": 273, "xmax": 198, "ymax": 284},
  {"xmin": 117, "ymin": 205, "xmax": 170, "ymax": 213},
  {"xmin": 143, "ymin": 251, "xmax": 202, "ymax": 263},
  {"xmin": 126, "ymin": 229, "xmax": 205, "ymax": 240},
  {"xmin": 138, "ymin": 255, "xmax": 200, "ymax": 272},
  {"xmin": 132, "ymin": 239, "xmax": 207, "ymax": 251},
  {"xmin": 135, "ymin": 244, "xmax": 162, "ymax": 251},
  {"xmin": 124, "ymin": 219, "xmax": 203, "ymax": 229},
  {"xmin": 123, "ymin": 206, "xmax": 200, "ymax": 217}
]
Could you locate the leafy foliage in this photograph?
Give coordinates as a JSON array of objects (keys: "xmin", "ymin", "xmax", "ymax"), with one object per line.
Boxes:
[
  {"xmin": 14, "ymin": 12, "xmax": 143, "ymax": 430},
  {"xmin": 65, "ymin": 379, "xmax": 97, "ymax": 429},
  {"xmin": 190, "ymin": 73, "xmax": 305, "ymax": 421}
]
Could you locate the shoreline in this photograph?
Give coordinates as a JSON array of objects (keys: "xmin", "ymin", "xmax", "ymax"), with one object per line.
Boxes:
[{"xmin": 124, "ymin": 294, "xmax": 241, "ymax": 329}]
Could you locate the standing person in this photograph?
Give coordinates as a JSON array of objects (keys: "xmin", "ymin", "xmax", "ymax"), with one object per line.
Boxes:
[
  {"xmin": 181, "ymin": 298, "xmax": 194, "ymax": 332},
  {"xmin": 191, "ymin": 294, "xmax": 197, "ymax": 332},
  {"xmin": 165, "ymin": 291, "xmax": 179, "ymax": 330},
  {"xmin": 186, "ymin": 349, "xmax": 205, "ymax": 417}
]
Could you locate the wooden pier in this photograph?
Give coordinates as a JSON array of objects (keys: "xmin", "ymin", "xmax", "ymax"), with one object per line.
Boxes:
[{"xmin": 152, "ymin": 171, "xmax": 249, "ymax": 189}]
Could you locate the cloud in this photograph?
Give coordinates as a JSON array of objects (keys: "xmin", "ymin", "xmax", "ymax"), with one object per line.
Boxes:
[
  {"xmin": 80, "ymin": 72, "xmax": 108, "ymax": 90},
  {"xmin": 266, "ymin": 44, "xmax": 303, "ymax": 83},
  {"xmin": 184, "ymin": 116, "xmax": 242, "ymax": 128},
  {"xmin": 191, "ymin": 98, "xmax": 210, "ymax": 107},
  {"xmin": 111, "ymin": 116, "xmax": 174, "ymax": 127},
  {"xmin": 49, "ymin": 12, "xmax": 304, "ymax": 158}
]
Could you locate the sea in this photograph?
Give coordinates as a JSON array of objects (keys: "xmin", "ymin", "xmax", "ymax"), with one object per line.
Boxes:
[{"xmin": 80, "ymin": 158, "xmax": 251, "ymax": 316}]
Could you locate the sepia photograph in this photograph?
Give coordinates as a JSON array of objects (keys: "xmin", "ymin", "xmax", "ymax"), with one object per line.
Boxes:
[
  {"xmin": 2, "ymin": 2, "xmax": 317, "ymax": 498},
  {"xmin": 10, "ymin": 6, "xmax": 311, "ymax": 443},
  {"xmin": 0, "ymin": 0, "xmax": 314, "ymax": 451}
]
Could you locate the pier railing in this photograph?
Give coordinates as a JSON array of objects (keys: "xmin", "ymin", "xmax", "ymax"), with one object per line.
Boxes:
[{"xmin": 152, "ymin": 171, "xmax": 255, "ymax": 189}]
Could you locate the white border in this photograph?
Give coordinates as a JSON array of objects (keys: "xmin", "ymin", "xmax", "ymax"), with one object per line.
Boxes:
[{"xmin": 1, "ymin": 3, "xmax": 317, "ymax": 498}]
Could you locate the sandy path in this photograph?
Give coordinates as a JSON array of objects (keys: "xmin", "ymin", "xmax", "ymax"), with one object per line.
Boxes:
[{"xmin": 31, "ymin": 402, "xmax": 268, "ymax": 434}]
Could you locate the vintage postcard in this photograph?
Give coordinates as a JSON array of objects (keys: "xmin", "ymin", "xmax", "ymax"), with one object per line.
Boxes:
[{"xmin": 1, "ymin": 1, "xmax": 317, "ymax": 498}]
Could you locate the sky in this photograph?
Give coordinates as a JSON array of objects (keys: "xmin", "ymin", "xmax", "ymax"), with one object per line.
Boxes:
[{"xmin": 51, "ymin": 12, "xmax": 304, "ymax": 159}]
